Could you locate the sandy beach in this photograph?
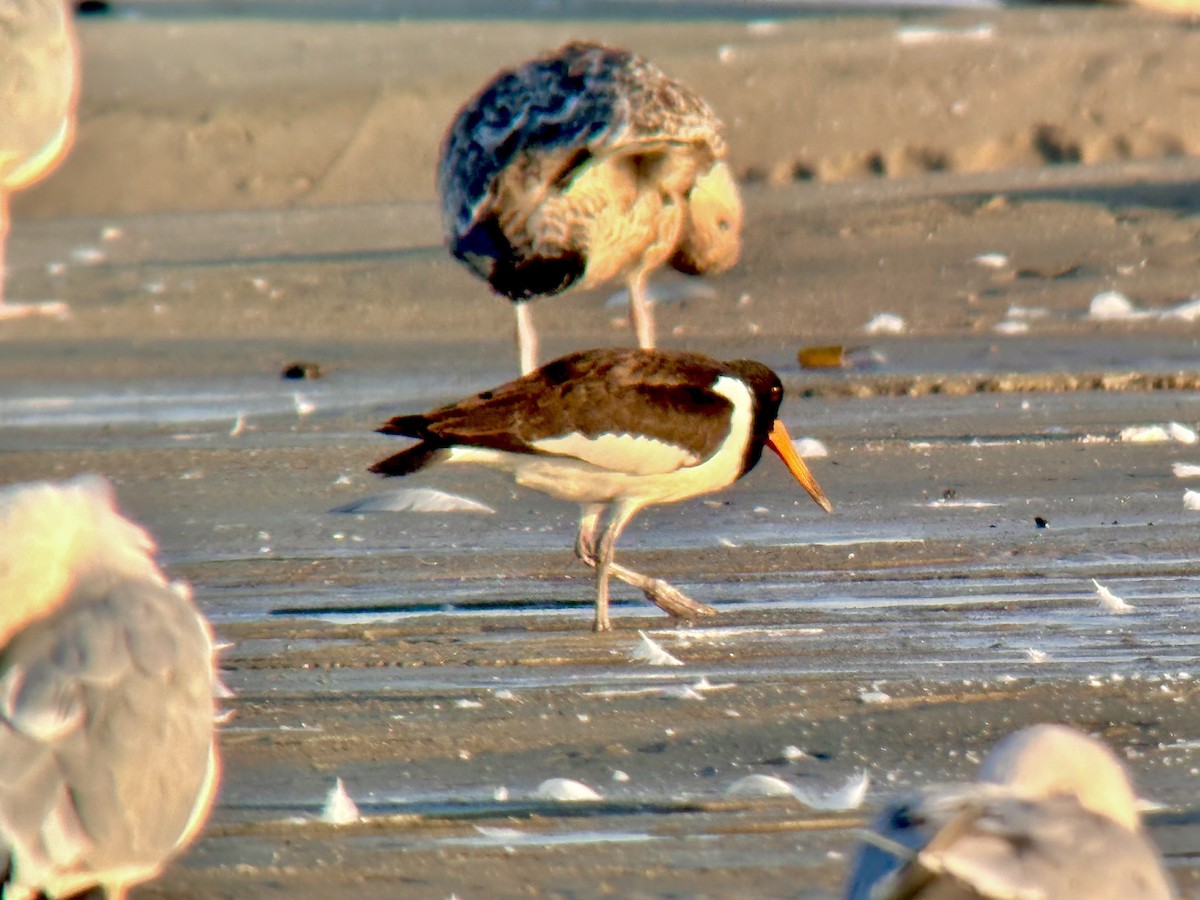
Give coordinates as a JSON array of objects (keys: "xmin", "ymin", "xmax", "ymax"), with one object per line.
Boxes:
[{"xmin": 2, "ymin": 4, "xmax": 1200, "ymax": 897}]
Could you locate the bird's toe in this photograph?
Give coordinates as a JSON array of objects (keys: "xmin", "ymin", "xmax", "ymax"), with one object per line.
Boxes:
[{"xmin": 644, "ymin": 580, "xmax": 718, "ymax": 621}]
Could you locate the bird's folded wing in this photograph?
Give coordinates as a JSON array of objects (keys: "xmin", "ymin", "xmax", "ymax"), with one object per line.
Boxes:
[
  {"xmin": 422, "ymin": 369, "xmax": 736, "ymax": 473},
  {"xmin": 0, "ymin": 574, "xmax": 216, "ymax": 880},
  {"xmin": 904, "ymin": 796, "xmax": 1174, "ymax": 900},
  {"xmin": 439, "ymin": 43, "xmax": 721, "ymax": 239}
]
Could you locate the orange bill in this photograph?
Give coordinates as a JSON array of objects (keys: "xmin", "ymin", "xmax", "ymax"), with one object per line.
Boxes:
[{"xmin": 766, "ymin": 419, "xmax": 833, "ymax": 513}]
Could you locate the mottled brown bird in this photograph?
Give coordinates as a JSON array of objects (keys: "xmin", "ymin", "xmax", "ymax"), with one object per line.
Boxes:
[
  {"xmin": 0, "ymin": 0, "xmax": 78, "ymax": 320},
  {"xmin": 440, "ymin": 42, "xmax": 743, "ymax": 374},
  {"xmin": 847, "ymin": 723, "xmax": 1178, "ymax": 899},
  {"xmin": 370, "ymin": 348, "xmax": 831, "ymax": 632},
  {"xmin": 0, "ymin": 476, "xmax": 220, "ymax": 899}
]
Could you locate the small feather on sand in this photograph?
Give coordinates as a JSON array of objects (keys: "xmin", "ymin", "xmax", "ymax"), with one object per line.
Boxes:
[
  {"xmin": 332, "ymin": 488, "xmax": 495, "ymax": 514},
  {"xmin": 1092, "ymin": 578, "xmax": 1134, "ymax": 614},
  {"xmin": 320, "ymin": 778, "xmax": 360, "ymax": 825},
  {"xmin": 630, "ymin": 631, "xmax": 683, "ymax": 666},
  {"xmin": 532, "ymin": 778, "xmax": 603, "ymax": 802}
]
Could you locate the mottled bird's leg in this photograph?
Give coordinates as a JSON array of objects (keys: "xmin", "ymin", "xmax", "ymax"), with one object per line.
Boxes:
[
  {"xmin": 514, "ymin": 300, "xmax": 539, "ymax": 375},
  {"xmin": 606, "ymin": 558, "xmax": 717, "ymax": 623},
  {"xmin": 0, "ymin": 192, "xmax": 67, "ymax": 321},
  {"xmin": 580, "ymin": 502, "xmax": 623, "ymax": 632},
  {"xmin": 625, "ymin": 191, "xmax": 686, "ymax": 350},
  {"xmin": 626, "ymin": 269, "xmax": 655, "ymax": 350},
  {"xmin": 0, "ymin": 194, "xmax": 8, "ymax": 310},
  {"xmin": 578, "ymin": 502, "xmax": 716, "ymax": 631},
  {"xmin": 574, "ymin": 504, "xmax": 605, "ymax": 566}
]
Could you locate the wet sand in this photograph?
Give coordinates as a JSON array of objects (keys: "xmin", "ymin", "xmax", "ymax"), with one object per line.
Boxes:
[{"xmin": 2, "ymin": 6, "xmax": 1200, "ymax": 898}]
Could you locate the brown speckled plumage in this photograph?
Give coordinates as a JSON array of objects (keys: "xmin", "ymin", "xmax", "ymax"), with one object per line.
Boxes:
[{"xmin": 439, "ymin": 42, "xmax": 743, "ymax": 373}]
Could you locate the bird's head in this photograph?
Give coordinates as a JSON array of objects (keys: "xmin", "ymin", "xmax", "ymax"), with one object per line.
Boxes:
[
  {"xmin": 671, "ymin": 161, "xmax": 743, "ymax": 276},
  {"xmin": 726, "ymin": 360, "xmax": 832, "ymax": 514},
  {"xmin": 0, "ymin": 476, "xmax": 165, "ymax": 646},
  {"xmin": 978, "ymin": 723, "xmax": 1143, "ymax": 832}
]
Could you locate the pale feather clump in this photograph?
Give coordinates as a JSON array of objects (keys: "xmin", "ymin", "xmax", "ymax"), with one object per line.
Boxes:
[
  {"xmin": 978, "ymin": 722, "xmax": 1142, "ymax": 832},
  {"xmin": 0, "ymin": 475, "xmax": 220, "ymax": 900},
  {"xmin": 846, "ymin": 723, "xmax": 1177, "ymax": 900},
  {"xmin": 0, "ymin": 0, "xmax": 79, "ymax": 193},
  {"xmin": 0, "ymin": 476, "xmax": 164, "ymax": 646},
  {"xmin": 1, "ymin": 0, "xmax": 80, "ymax": 318}
]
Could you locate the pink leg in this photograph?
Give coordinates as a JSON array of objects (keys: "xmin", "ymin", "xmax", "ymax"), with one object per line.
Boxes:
[
  {"xmin": 0, "ymin": 192, "xmax": 68, "ymax": 321},
  {"xmin": 515, "ymin": 301, "xmax": 538, "ymax": 375},
  {"xmin": 627, "ymin": 271, "xmax": 656, "ymax": 350}
]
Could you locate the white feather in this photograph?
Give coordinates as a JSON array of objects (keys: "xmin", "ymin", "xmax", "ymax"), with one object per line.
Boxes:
[
  {"xmin": 794, "ymin": 770, "xmax": 871, "ymax": 811},
  {"xmin": 1160, "ymin": 295, "xmax": 1200, "ymax": 322},
  {"xmin": 320, "ymin": 778, "xmax": 360, "ymax": 825},
  {"xmin": 293, "ymin": 392, "xmax": 316, "ymax": 417},
  {"xmin": 1092, "ymin": 579, "xmax": 1134, "ymax": 614},
  {"xmin": 993, "ymin": 320, "xmax": 1029, "ymax": 335},
  {"xmin": 793, "ymin": 437, "xmax": 828, "ymax": 458},
  {"xmin": 334, "ymin": 488, "xmax": 495, "ymax": 514},
  {"xmin": 630, "ymin": 631, "xmax": 683, "ymax": 666},
  {"xmin": 1167, "ymin": 422, "xmax": 1198, "ymax": 444},
  {"xmin": 1119, "ymin": 425, "xmax": 1171, "ymax": 443},
  {"xmin": 531, "ymin": 778, "xmax": 603, "ymax": 802},
  {"xmin": 864, "ymin": 313, "xmax": 906, "ymax": 334},
  {"xmin": 726, "ymin": 774, "xmax": 797, "ymax": 798},
  {"xmin": 1089, "ymin": 291, "xmax": 1152, "ymax": 321}
]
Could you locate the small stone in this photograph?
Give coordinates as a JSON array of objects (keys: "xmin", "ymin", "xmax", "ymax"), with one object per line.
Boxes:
[{"xmin": 282, "ymin": 361, "xmax": 322, "ymax": 380}]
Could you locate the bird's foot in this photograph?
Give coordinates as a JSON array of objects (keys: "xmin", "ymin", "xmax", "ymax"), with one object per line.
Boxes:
[
  {"xmin": 643, "ymin": 580, "xmax": 717, "ymax": 622},
  {"xmin": 592, "ymin": 614, "xmax": 613, "ymax": 633}
]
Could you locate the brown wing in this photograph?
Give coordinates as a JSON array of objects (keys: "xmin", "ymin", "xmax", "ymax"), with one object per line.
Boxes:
[{"xmin": 378, "ymin": 349, "xmax": 737, "ymax": 466}]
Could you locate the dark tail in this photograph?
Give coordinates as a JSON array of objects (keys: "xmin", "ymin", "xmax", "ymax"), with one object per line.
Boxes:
[
  {"xmin": 369, "ymin": 442, "xmax": 445, "ymax": 477},
  {"xmin": 377, "ymin": 413, "xmax": 438, "ymax": 438}
]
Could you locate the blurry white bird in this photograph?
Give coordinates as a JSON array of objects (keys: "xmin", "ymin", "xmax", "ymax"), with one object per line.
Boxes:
[
  {"xmin": 846, "ymin": 723, "xmax": 1177, "ymax": 899},
  {"xmin": 0, "ymin": 0, "xmax": 79, "ymax": 320},
  {"xmin": 440, "ymin": 41, "xmax": 743, "ymax": 373},
  {"xmin": 0, "ymin": 476, "xmax": 220, "ymax": 899}
]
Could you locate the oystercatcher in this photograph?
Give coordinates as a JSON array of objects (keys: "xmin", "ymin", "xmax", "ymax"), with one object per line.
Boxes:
[
  {"xmin": 439, "ymin": 41, "xmax": 742, "ymax": 374},
  {"xmin": 847, "ymin": 724, "xmax": 1177, "ymax": 899},
  {"xmin": 370, "ymin": 348, "xmax": 832, "ymax": 632},
  {"xmin": 1, "ymin": 0, "xmax": 78, "ymax": 320},
  {"xmin": 0, "ymin": 476, "xmax": 219, "ymax": 898}
]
